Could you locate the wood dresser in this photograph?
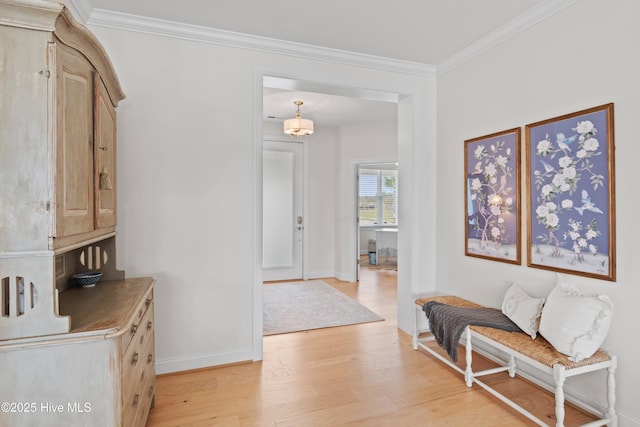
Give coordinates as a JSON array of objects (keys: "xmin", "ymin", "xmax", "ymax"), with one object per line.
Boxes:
[
  {"xmin": 0, "ymin": 1, "xmax": 155, "ymax": 425},
  {"xmin": 0, "ymin": 277, "xmax": 156, "ymax": 426}
]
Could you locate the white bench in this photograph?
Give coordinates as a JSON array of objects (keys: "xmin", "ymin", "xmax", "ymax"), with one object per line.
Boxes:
[{"xmin": 412, "ymin": 295, "xmax": 617, "ymax": 427}]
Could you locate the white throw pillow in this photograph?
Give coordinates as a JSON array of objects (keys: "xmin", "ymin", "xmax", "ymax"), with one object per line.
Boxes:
[
  {"xmin": 538, "ymin": 282, "xmax": 613, "ymax": 362},
  {"xmin": 501, "ymin": 282, "xmax": 545, "ymax": 339}
]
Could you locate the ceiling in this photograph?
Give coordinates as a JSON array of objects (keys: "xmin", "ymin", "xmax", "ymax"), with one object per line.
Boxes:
[{"xmin": 89, "ymin": 0, "xmax": 550, "ymax": 127}]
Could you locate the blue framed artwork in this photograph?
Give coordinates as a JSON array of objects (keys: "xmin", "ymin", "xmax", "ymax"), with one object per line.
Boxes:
[
  {"xmin": 526, "ymin": 103, "xmax": 616, "ymax": 281},
  {"xmin": 465, "ymin": 128, "xmax": 521, "ymax": 264}
]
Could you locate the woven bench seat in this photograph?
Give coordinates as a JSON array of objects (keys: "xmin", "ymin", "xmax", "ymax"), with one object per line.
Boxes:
[{"xmin": 413, "ymin": 295, "xmax": 617, "ymax": 427}]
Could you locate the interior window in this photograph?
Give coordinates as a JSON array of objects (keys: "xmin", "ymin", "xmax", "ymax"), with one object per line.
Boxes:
[{"xmin": 359, "ymin": 166, "xmax": 398, "ymax": 226}]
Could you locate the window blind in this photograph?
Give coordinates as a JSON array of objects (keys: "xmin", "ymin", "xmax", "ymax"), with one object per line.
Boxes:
[{"xmin": 359, "ymin": 167, "xmax": 398, "ymax": 226}]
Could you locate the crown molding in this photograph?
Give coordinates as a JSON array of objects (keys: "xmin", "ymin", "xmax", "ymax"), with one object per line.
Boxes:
[
  {"xmin": 87, "ymin": 9, "xmax": 436, "ymax": 77},
  {"xmin": 86, "ymin": 0, "xmax": 577, "ymax": 78},
  {"xmin": 61, "ymin": 0, "xmax": 92, "ymax": 24},
  {"xmin": 437, "ymin": 0, "xmax": 580, "ymax": 75}
]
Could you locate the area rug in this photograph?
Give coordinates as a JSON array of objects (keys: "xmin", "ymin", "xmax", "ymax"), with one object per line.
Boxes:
[{"xmin": 263, "ymin": 280, "xmax": 384, "ymax": 335}]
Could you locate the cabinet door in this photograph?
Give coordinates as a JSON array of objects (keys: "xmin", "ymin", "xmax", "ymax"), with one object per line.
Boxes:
[
  {"xmin": 55, "ymin": 44, "xmax": 94, "ymax": 237},
  {"xmin": 94, "ymin": 76, "xmax": 117, "ymax": 229}
]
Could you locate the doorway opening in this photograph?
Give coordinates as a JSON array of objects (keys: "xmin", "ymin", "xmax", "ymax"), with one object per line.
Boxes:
[
  {"xmin": 356, "ymin": 163, "xmax": 398, "ymax": 281},
  {"xmin": 256, "ymin": 72, "xmax": 409, "ymax": 360}
]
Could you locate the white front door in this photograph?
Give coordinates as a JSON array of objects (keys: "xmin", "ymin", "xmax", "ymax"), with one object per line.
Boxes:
[{"xmin": 262, "ymin": 140, "xmax": 303, "ymax": 281}]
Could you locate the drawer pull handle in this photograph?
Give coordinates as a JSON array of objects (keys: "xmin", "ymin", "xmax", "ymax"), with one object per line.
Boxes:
[
  {"xmin": 147, "ymin": 321, "xmax": 153, "ymax": 331},
  {"xmin": 146, "ymin": 298, "xmax": 152, "ymax": 308},
  {"xmin": 132, "ymin": 352, "xmax": 139, "ymax": 365},
  {"xmin": 147, "ymin": 353, "xmax": 153, "ymax": 364},
  {"xmin": 131, "ymin": 323, "xmax": 138, "ymax": 334},
  {"xmin": 132, "ymin": 394, "xmax": 139, "ymax": 407}
]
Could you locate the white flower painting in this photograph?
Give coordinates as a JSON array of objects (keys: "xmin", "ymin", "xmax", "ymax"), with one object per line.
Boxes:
[
  {"xmin": 526, "ymin": 104, "xmax": 615, "ymax": 281},
  {"xmin": 465, "ymin": 128, "xmax": 521, "ymax": 264}
]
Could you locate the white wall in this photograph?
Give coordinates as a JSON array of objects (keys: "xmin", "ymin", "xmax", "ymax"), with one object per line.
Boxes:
[
  {"xmin": 89, "ymin": 24, "xmax": 436, "ymax": 373},
  {"xmin": 302, "ymin": 124, "xmax": 338, "ymax": 279},
  {"xmin": 436, "ymin": 0, "xmax": 640, "ymax": 424}
]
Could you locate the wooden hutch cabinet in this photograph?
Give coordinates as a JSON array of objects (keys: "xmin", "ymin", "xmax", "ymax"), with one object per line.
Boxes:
[
  {"xmin": 55, "ymin": 42, "xmax": 118, "ymax": 241},
  {"xmin": 0, "ymin": 1, "xmax": 155, "ymax": 426}
]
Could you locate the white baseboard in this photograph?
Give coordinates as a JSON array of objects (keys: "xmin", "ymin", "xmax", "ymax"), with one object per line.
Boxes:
[
  {"xmin": 155, "ymin": 349, "xmax": 253, "ymax": 375},
  {"xmin": 334, "ymin": 272, "xmax": 355, "ymax": 282},
  {"xmin": 306, "ymin": 271, "xmax": 336, "ymax": 280}
]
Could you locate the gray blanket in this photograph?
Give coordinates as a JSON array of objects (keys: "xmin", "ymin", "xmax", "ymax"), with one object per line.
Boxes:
[{"xmin": 422, "ymin": 301, "xmax": 521, "ymax": 362}]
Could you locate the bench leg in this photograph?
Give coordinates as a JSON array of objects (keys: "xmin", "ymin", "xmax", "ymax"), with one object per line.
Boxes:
[
  {"xmin": 412, "ymin": 305, "xmax": 420, "ymax": 350},
  {"xmin": 508, "ymin": 355, "xmax": 516, "ymax": 378},
  {"xmin": 464, "ymin": 327, "xmax": 474, "ymax": 387},
  {"xmin": 607, "ymin": 356, "xmax": 617, "ymax": 426},
  {"xmin": 553, "ymin": 364, "xmax": 566, "ymax": 427}
]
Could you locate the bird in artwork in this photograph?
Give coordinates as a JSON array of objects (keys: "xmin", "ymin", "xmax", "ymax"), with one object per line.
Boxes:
[
  {"xmin": 574, "ymin": 190, "xmax": 604, "ymax": 215},
  {"xmin": 540, "ymin": 159, "xmax": 555, "ymax": 173},
  {"xmin": 471, "ymin": 161, "xmax": 482, "ymax": 174},
  {"xmin": 556, "ymin": 133, "xmax": 578, "ymax": 152}
]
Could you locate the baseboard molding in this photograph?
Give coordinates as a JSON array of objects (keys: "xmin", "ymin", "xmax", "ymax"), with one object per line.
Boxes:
[
  {"xmin": 334, "ymin": 272, "xmax": 355, "ymax": 282},
  {"xmin": 155, "ymin": 349, "xmax": 253, "ymax": 375},
  {"xmin": 306, "ymin": 271, "xmax": 336, "ymax": 281}
]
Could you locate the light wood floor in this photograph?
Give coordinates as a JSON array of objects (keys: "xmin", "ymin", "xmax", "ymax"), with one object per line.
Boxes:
[{"xmin": 146, "ymin": 262, "xmax": 599, "ymax": 426}]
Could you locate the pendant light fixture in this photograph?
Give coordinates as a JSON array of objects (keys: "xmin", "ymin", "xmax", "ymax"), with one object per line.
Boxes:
[{"xmin": 283, "ymin": 100, "xmax": 314, "ymax": 137}]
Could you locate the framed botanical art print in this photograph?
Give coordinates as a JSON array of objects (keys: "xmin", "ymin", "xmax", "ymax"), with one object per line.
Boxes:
[
  {"xmin": 465, "ymin": 128, "xmax": 521, "ymax": 264},
  {"xmin": 525, "ymin": 103, "xmax": 615, "ymax": 281}
]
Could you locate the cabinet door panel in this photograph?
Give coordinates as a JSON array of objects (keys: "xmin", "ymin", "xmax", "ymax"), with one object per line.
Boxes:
[
  {"xmin": 94, "ymin": 76, "xmax": 117, "ymax": 229},
  {"xmin": 55, "ymin": 44, "xmax": 94, "ymax": 237}
]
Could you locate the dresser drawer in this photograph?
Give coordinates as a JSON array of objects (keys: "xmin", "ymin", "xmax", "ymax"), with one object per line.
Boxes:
[
  {"xmin": 122, "ymin": 302, "xmax": 154, "ymax": 403},
  {"xmin": 123, "ymin": 370, "xmax": 156, "ymax": 427},
  {"xmin": 133, "ymin": 370, "xmax": 156, "ymax": 427},
  {"xmin": 121, "ymin": 289, "xmax": 153, "ymax": 355},
  {"xmin": 122, "ymin": 336, "xmax": 155, "ymax": 426},
  {"xmin": 121, "ymin": 298, "xmax": 155, "ymax": 427}
]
